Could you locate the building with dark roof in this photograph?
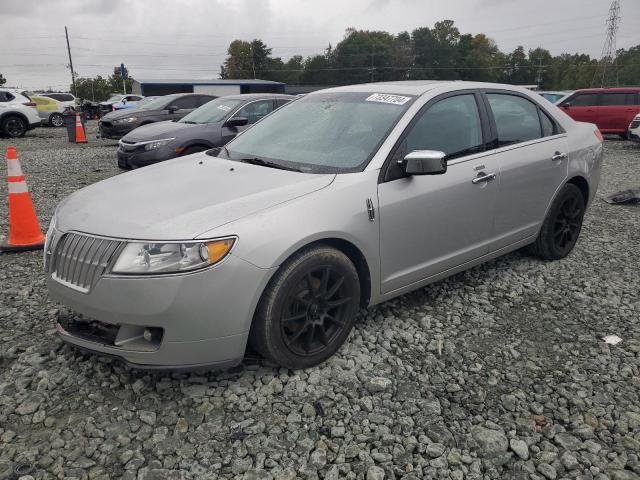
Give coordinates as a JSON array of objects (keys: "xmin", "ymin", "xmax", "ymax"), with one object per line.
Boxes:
[{"xmin": 131, "ymin": 79, "xmax": 285, "ymax": 97}]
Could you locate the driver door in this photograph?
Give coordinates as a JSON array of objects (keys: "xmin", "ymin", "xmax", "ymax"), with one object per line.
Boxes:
[{"xmin": 377, "ymin": 92, "xmax": 499, "ymax": 294}]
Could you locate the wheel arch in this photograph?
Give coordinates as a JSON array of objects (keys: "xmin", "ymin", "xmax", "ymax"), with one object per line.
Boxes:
[
  {"xmin": 258, "ymin": 237, "xmax": 373, "ymax": 309},
  {"xmin": 181, "ymin": 142, "xmax": 212, "ymax": 155},
  {"xmin": 0, "ymin": 111, "xmax": 29, "ymax": 127},
  {"xmin": 566, "ymin": 175, "xmax": 589, "ymax": 204}
]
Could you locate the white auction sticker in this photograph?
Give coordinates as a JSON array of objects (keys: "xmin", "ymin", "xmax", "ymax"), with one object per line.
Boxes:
[
  {"xmin": 365, "ymin": 93, "xmax": 412, "ymax": 105},
  {"xmin": 217, "ymin": 105, "xmax": 232, "ymax": 111}
]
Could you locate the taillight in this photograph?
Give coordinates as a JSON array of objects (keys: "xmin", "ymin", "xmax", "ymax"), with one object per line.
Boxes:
[
  {"xmin": 594, "ymin": 129, "xmax": 604, "ymax": 143},
  {"xmin": 23, "ymin": 102, "xmax": 37, "ymax": 108}
]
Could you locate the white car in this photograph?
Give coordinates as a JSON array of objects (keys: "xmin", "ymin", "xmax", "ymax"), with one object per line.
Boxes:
[
  {"xmin": 629, "ymin": 114, "xmax": 640, "ymax": 143},
  {"xmin": 0, "ymin": 88, "xmax": 41, "ymax": 137},
  {"xmin": 40, "ymin": 92, "xmax": 78, "ymax": 109}
]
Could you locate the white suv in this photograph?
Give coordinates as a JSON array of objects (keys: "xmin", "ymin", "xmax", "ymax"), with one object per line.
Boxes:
[
  {"xmin": 40, "ymin": 92, "xmax": 78, "ymax": 109},
  {"xmin": 629, "ymin": 114, "xmax": 640, "ymax": 143},
  {"xmin": 0, "ymin": 88, "xmax": 41, "ymax": 137}
]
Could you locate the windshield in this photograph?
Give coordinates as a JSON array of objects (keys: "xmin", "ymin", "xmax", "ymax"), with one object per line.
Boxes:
[
  {"xmin": 138, "ymin": 96, "xmax": 175, "ymax": 110},
  {"xmin": 134, "ymin": 96, "xmax": 156, "ymax": 107},
  {"xmin": 179, "ymin": 98, "xmax": 242, "ymax": 124},
  {"xmin": 106, "ymin": 95, "xmax": 124, "ymax": 103},
  {"xmin": 222, "ymin": 92, "xmax": 415, "ymax": 173}
]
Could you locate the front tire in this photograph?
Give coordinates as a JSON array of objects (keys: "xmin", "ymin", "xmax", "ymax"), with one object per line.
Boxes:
[
  {"xmin": 249, "ymin": 245, "xmax": 361, "ymax": 369},
  {"xmin": 1, "ymin": 115, "xmax": 27, "ymax": 138},
  {"xmin": 529, "ymin": 183, "xmax": 585, "ymax": 260}
]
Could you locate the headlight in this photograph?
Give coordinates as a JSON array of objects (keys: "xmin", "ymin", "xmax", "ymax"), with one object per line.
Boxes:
[
  {"xmin": 144, "ymin": 138, "xmax": 175, "ymax": 151},
  {"xmin": 110, "ymin": 238, "xmax": 235, "ymax": 275},
  {"xmin": 114, "ymin": 117, "xmax": 138, "ymax": 124}
]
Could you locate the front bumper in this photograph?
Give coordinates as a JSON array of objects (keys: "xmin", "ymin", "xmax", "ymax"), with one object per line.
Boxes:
[
  {"xmin": 629, "ymin": 131, "xmax": 640, "ymax": 143},
  {"xmin": 99, "ymin": 121, "xmax": 137, "ymax": 140},
  {"xmin": 117, "ymin": 144, "xmax": 178, "ymax": 168},
  {"xmin": 46, "ymin": 238, "xmax": 276, "ymax": 369}
]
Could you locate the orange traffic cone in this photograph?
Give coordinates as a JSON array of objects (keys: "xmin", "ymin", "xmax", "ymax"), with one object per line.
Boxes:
[
  {"xmin": 74, "ymin": 112, "xmax": 87, "ymax": 144},
  {"xmin": 1, "ymin": 147, "xmax": 45, "ymax": 253}
]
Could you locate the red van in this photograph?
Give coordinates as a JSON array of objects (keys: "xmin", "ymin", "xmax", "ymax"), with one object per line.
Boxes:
[{"xmin": 558, "ymin": 87, "xmax": 640, "ymax": 139}]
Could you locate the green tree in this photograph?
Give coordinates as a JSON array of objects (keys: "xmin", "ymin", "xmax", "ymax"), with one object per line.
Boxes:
[
  {"xmin": 614, "ymin": 46, "xmax": 640, "ymax": 86},
  {"xmin": 221, "ymin": 40, "xmax": 254, "ymax": 79},
  {"xmin": 0, "ymin": 73, "xmax": 6, "ymax": 86},
  {"xmin": 73, "ymin": 76, "xmax": 112, "ymax": 102}
]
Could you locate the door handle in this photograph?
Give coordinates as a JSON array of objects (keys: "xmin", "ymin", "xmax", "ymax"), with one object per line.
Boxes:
[
  {"xmin": 472, "ymin": 172, "xmax": 496, "ymax": 184},
  {"xmin": 551, "ymin": 152, "xmax": 568, "ymax": 161}
]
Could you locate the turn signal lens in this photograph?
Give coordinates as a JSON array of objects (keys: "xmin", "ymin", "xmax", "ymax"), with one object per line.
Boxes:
[{"xmin": 204, "ymin": 238, "xmax": 235, "ymax": 264}]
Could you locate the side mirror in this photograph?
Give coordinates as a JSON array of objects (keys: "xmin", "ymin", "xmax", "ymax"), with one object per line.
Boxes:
[
  {"xmin": 167, "ymin": 105, "xmax": 179, "ymax": 113},
  {"xmin": 224, "ymin": 117, "xmax": 249, "ymax": 127},
  {"xmin": 398, "ymin": 150, "xmax": 447, "ymax": 176}
]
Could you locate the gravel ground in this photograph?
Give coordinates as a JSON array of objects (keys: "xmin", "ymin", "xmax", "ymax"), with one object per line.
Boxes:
[{"xmin": 0, "ymin": 124, "xmax": 639, "ymax": 480}]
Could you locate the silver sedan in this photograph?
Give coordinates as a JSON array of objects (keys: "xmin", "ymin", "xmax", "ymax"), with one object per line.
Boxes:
[{"xmin": 45, "ymin": 81, "xmax": 604, "ymax": 370}]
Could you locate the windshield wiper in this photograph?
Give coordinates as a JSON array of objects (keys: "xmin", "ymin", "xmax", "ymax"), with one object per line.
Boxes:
[
  {"xmin": 180, "ymin": 120, "xmax": 198, "ymax": 124},
  {"xmin": 237, "ymin": 157, "xmax": 301, "ymax": 172}
]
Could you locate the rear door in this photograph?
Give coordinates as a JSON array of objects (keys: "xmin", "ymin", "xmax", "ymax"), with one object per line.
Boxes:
[
  {"xmin": 560, "ymin": 92, "xmax": 601, "ymax": 127},
  {"xmin": 599, "ymin": 92, "xmax": 640, "ymax": 133},
  {"xmin": 377, "ymin": 91, "xmax": 499, "ymax": 293},
  {"xmin": 483, "ymin": 91, "xmax": 569, "ymax": 248}
]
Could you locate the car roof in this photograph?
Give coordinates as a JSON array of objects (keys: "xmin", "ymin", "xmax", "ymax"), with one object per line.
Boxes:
[
  {"xmin": 311, "ymin": 80, "xmax": 537, "ymax": 96},
  {"xmin": 570, "ymin": 87, "xmax": 640, "ymax": 93}
]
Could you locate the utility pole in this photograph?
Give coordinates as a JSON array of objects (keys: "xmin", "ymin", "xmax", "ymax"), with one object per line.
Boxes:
[
  {"xmin": 65, "ymin": 26, "xmax": 77, "ymax": 95},
  {"xmin": 592, "ymin": 0, "xmax": 621, "ymax": 87},
  {"xmin": 535, "ymin": 57, "xmax": 544, "ymax": 89}
]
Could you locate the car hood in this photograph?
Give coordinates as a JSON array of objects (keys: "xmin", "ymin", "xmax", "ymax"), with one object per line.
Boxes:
[
  {"xmin": 122, "ymin": 121, "xmax": 208, "ymax": 142},
  {"xmin": 55, "ymin": 155, "xmax": 335, "ymax": 239},
  {"xmin": 101, "ymin": 108, "xmax": 156, "ymax": 121}
]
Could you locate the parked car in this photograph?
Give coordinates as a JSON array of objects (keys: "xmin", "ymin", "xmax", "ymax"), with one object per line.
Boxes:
[
  {"xmin": 46, "ymin": 81, "xmax": 603, "ymax": 370},
  {"xmin": 99, "ymin": 93, "xmax": 216, "ymax": 139},
  {"xmin": 538, "ymin": 91, "xmax": 572, "ymax": 104},
  {"xmin": 99, "ymin": 94, "xmax": 144, "ymax": 115},
  {"xmin": 40, "ymin": 92, "xmax": 78, "ymax": 109},
  {"xmin": 117, "ymin": 94, "xmax": 294, "ymax": 169},
  {"xmin": 113, "ymin": 95, "xmax": 149, "ymax": 110},
  {"xmin": 558, "ymin": 87, "xmax": 640, "ymax": 138},
  {"xmin": 32, "ymin": 95, "xmax": 66, "ymax": 127},
  {"xmin": 629, "ymin": 114, "xmax": 640, "ymax": 142},
  {"xmin": 0, "ymin": 88, "xmax": 41, "ymax": 137}
]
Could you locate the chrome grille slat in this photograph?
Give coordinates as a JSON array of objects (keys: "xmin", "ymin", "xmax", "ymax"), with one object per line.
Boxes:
[{"xmin": 50, "ymin": 233, "xmax": 123, "ymax": 292}]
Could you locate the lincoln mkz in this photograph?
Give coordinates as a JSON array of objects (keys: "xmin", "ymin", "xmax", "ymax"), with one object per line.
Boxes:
[{"xmin": 45, "ymin": 81, "xmax": 603, "ymax": 370}]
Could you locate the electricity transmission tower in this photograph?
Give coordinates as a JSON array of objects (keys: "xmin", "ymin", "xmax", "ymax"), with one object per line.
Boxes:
[{"xmin": 592, "ymin": 0, "xmax": 621, "ymax": 87}]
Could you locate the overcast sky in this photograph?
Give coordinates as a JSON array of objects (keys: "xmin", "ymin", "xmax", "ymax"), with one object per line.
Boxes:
[{"xmin": 1, "ymin": 0, "xmax": 638, "ymax": 90}]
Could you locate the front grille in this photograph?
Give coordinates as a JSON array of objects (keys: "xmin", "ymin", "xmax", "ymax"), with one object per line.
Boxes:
[
  {"xmin": 49, "ymin": 232, "xmax": 123, "ymax": 292},
  {"xmin": 630, "ymin": 120, "xmax": 640, "ymax": 129}
]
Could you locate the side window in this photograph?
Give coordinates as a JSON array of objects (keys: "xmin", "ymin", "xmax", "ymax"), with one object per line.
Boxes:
[
  {"xmin": 600, "ymin": 93, "xmax": 636, "ymax": 106},
  {"xmin": 402, "ymin": 94, "xmax": 484, "ymax": 160},
  {"xmin": 487, "ymin": 93, "xmax": 542, "ymax": 145},
  {"xmin": 570, "ymin": 93, "xmax": 599, "ymax": 107},
  {"xmin": 540, "ymin": 110, "xmax": 556, "ymax": 137},
  {"xmin": 170, "ymin": 96, "xmax": 198, "ymax": 110},
  {"xmin": 275, "ymin": 99, "xmax": 291, "ymax": 108},
  {"xmin": 0, "ymin": 92, "xmax": 15, "ymax": 102},
  {"xmin": 197, "ymin": 95, "xmax": 215, "ymax": 107},
  {"xmin": 235, "ymin": 100, "xmax": 273, "ymax": 124}
]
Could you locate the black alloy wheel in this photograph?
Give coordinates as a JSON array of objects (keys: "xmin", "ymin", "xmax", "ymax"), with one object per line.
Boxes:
[
  {"xmin": 250, "ymin": 245, "xmax": 361, "ymax": 369},
  {"xmin": 2, "ymin": 116, "xmax": 27, "ymax": 138},
  {"xmin": 529, "ymin": 183, "xmax": 585, "ymax": 260},
  {"xmin": 281, "ymin": 266, "xmax": 352, "ymax": 356}
]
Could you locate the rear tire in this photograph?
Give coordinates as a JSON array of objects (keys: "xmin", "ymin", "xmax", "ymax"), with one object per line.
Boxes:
[
  {"xmin": 249, "ymin": 245, "xmax": 361, "ymax": 369},
  {"xmin": 528, "ymin": 184, "xmax": 585, "ymax": 260},
  {"xmin": 1, "ymin": 115, "xmax": 27, "ymax": 138},
  {"xmin": 49, "ymin": 113, "xmax": 64, "ymax": 128}
]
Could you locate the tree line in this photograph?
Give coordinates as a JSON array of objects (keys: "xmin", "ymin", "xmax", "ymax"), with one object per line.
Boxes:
[{"xmin": 220, "ymin": 20, "xmax": 640, "ymax": 90}]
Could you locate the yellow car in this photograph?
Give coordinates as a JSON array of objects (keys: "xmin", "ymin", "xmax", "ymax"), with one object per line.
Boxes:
[{"xmin": 32, "ymin": 95, "xmax": 66, "ymax": 127}]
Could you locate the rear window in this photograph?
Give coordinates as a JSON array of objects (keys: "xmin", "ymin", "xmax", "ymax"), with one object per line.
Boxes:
[
  {"xmin": 0, "ymin": 91, "xmax": 15, "ymax": 102},
  {"xmin": 601, "ymin": 93, "xmax": 637, "ymax": 106}
]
